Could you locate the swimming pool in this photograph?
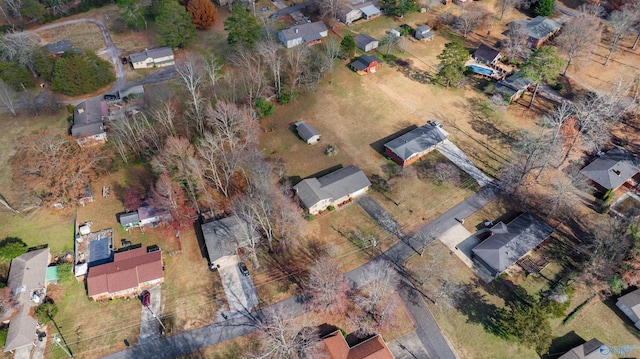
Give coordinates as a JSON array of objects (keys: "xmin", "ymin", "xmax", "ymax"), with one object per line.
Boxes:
[{"xmin": 468, "ymin": 64, "xmax": 494, "ymax": 77}]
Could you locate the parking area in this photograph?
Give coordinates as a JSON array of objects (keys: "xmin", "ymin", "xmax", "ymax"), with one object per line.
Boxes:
[
  {"xmin": 437, "ymin": 225, "xmax": 493, "ymax": 283},
  {"xmin": 138, "ymin": 285, "xmax": 162, "ymax": 344},
  {"xmin": 218, "ymin": 255, "xmax": 259, "ymax": 313}
]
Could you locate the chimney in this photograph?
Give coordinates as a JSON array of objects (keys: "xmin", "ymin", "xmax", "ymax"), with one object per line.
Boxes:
[{"xmin": 295, "ymin": 28, "xmax": 299, "ymax": 34}]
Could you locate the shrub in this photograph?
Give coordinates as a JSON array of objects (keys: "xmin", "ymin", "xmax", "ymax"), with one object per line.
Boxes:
[
  {"xmin": 562, "ymin": 296, "xmax": 593, "ymax": 325},
  {"xmin": 57, "ymin": 263, "xmax": 73, "ymax": 284},
  {"xmin": 609, "ymin": 275, "xmax": 625, "ymax": 295},
  {"xmin": 0, "ymin": 327, "xmax": 7, "ymax": 347},
  {"xmin": 555, "ymin": 82, "xmax": 564, "ymax": 91},
  {"xmin": 327, "ymin": 205, "xmax": 335, "ymax": 211},
  {"xmin": 35, "ymin": 298, "xmax": 58, "ymax": 324},
  {"xmin": 306, "ymin": 214, "xmax": 315, "ymax": 221},
  {"xmin": 0, "ymin": 237, "xmax": 28, "ymax": 260},
  {"xmin": 255, "ymin": 98, "xmax": 276, "ymax": 118},
  {"xmin": 324, "ymin": 144, "xmax": 338, "ymax": 157}
]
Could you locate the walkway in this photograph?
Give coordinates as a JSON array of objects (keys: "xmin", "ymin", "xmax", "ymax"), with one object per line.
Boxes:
[
  {"xmin": 437, "ymin": 140, "xmax": 493, "ymax": 187},
  {"xmin": 357, "ymin": 195, "xmax": 404, "ymax": 238}
]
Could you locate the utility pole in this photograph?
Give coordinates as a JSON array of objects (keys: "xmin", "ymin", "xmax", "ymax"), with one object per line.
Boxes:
[
  {"xmin": 147, "ymin": 307, "xmax": 166, "ymax": 332},
  {"xmin": 52, "ymin": 334, "xmax": 73, "ymax": 358}
]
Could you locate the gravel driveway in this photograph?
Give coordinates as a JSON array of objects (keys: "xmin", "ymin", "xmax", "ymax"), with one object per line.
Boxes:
[{"xmin": 357, "ymin": 195, "xmax": 404, "ymax": 238}]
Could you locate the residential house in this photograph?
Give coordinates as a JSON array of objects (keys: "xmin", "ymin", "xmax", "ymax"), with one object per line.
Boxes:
[
  {"xmin": 415, "ymin": 25, "xmax": 435, "ymax": 41},
  {"xmin": 355, "ymin": 34, "xmax": 379, "ymax": 52},
  {"xmin": 137, "ymin": 204, "xmax": 171, "ymax": 228},
  {"xmin": 558, "ymin": 338, "xmax": 611, "ymax": 359},
  {"xmin": 293, "ymin": 165, "xmax": 371, "ymax": 215},
  {"xmin": 200, "ymin": 216, "xmax": 261, "ymax": 269},
  {"xmin": 349, "ymin": 55, "xmax": 383, "ymax": 74},
  {"xmin": 580, "ymin": 147, "xmax": 640, "ymax": 191},
  {"xmin": 359, "ymin": 4, "xmax": 381, "ymax": 20},
  {"xmin": 383, "ymin": 123, "xmax": 448, "ymax": 167},
  {"xmin": 513, "ymin": 16, "xmax": 562, "ymax": 49},
  {"xmin": 321, "ymin": 330, "xmax": 394, "ymax": 359},
  {"xmin": 87, "ymin": 246, "xmax": 164, "ymax": 300},
  {"xmin": 71, "ymin": 100, "xmax": 108, "ymax": 146},
  {"xmin": 295, "ymin": 121, "xmax": 321, "ymax": 144},
  {"xmin": 474, "ymin": 44, "xmax": 502, "ymax": 65},
  {"xmin": 4, "ymin": 248, "xmax": 50, "ymax": 353},
  {"xmin": 616, "ymin": 288, "xmax": 640, "ymax": 329},
  {"xmin": 118, "ymin": 84, "xmax": 145, "ymax": 101},
  {"xmin": 43, "ymin": 40, "xmax": 75, "ymax": 55},
  {"xmin": 337, "ymin": 5, "xmax": 362, "ymax": 24},
  {"xmin": 471, "ymin": 212, "xmax": 554, "ymax": 277},
  {"xmin": 279, "ymin": 22, "xmax": 329, "ymax": 48},
  {"xmin": 118, "ymin": 211, "xmax": 140, "ymax": 230},
  {"xmin": 129, "ymin": 47, "xmax": 175, "ymax": 69},
  {"xmin": 494, "ymin": 73, "xmax": 532, "ymax": 103}
]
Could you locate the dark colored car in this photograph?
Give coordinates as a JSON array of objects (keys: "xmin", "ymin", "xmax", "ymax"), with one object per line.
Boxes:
[
  {"xmin": 121, "ymin": 57, "xmax": 128, "ymax": 64},
  {"xmin": 269, "ymin": 13, "xmax": 280, "ymax": 19},
  {"xmin": 428, "ymin": 120, "xmax": 443, "ymax": 128},
  {"xmin": 141, "ymin": 290, "xmax": 151, "ymax": 307},
  {"xmin": 238, "ymin": 262, "xmax": 250, "ymax": 276},
  {"xmin": 260, "ymin": 6, "xmax": 269, "ymax": 11},
  {"xmin": 104, "ymin": 94, "xmax": 117, "ymax": 100}
]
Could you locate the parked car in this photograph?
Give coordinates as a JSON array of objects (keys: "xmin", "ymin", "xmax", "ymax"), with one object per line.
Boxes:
[
  {"xmin": 141, "ymin": 290, "xmax": 151, "ymax": 307},
  {"xmin": 427, "ymin": 120, "xmax": 443, "ymax": 128},
  {"xmin": 269, "ymin": 13, "xmax": 280, "ymax": 19},
  {"xmin": 104, "ymin": 94, "xmax": 117, "ymax": 100},
  {"xmin": 238, "ymin": 262, "xmax": 250, "ymax": 276},
  {"xmin": 260, "ymin": 6, "xmax": 269, "ymax": 11},
  {"xmin": 121, "ymin": 57, "xmax": 128, "ymax": 64}
]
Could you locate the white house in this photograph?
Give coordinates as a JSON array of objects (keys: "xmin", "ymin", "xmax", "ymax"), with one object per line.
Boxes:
[
  {"xmin": 337, "ymin": 5, "xmax": 362, "ymax": 24},
  {"xmin": 295, "ymin": 121, "xmax": 321, "ymax": 144},
  {"xmin": 415, "ymin": 25, "xmax": 434, "ymax": 41},
  {"xmin": 129, "ymin": 47, "xmax": 175, "ymax": 69},
  {"xmin": 355, "ymin": 34, "xmax": 379, "ymax": 52},
  {"xmin": 278, "ymin": 22, "xmax": 328, "ymax": 48}
]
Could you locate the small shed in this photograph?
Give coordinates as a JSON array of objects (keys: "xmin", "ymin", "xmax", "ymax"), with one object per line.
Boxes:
[
  {"xmin": 349, "ymin": 55, "xmax": 383, "ymax": 74},
  {"xmin": 355, "ymin": 34, "xmax": 379, "ymax": 52},
  {"xmin": 295, "ymin": 121, "xmax": 321, "ymax": 144},
  {"xmin": 388, "ymin": 29, "xmax": 401, "ymax": 37},
  {"xmin": 415, "ymin": 25, "xmax": 434, "ymax": 41},
  {"xmin": 360, "ymin": 5, "xmax": 381, "ymax": 20},
  {"xmin": 118, "ymin": 211, "xmax": 140, "ymax": 230}
]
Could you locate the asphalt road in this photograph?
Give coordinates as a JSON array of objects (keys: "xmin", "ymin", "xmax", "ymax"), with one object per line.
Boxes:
[{"xmin": 102, "ymin": 184, "xmax": 500, "ymax": 359}]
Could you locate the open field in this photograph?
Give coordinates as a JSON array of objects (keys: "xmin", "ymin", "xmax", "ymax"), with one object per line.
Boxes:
[{"xmin": 34, "ymin": 22, "xmax": 106, "ymax": 52}]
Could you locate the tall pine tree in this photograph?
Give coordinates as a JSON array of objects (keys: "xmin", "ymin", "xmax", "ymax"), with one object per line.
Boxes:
[{"xmin": 156, "ymin": 0, "xmax": 197, "ymax": 48}]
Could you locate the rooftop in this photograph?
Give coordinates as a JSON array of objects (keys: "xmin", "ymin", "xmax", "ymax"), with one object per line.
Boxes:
[
  {"xmin": 321, "ymin": 330, "xmax": 394, "ymax": 359},
  {"xmin": 43, "ymin": 40, "xmax": 73, "ymax": 54},
  {"xmin": 355, "ymin": 34, "xmax": 378, "ymax": 48},
  {"xmin": 129, "ymin": 47, "xmax": 174, "ymax": 63},
  {"xmin": 201, "ymin": 216, "xmax": 261, "ymax": 263},
  {"xmin": 280, "ymin": 21, "xmax": 328, "ymax": 41},
  {"xmin": 350, "ymin": 55, "xmax": 383, "ymax": 71},
  {"xmin": 474, "ymin": 44, "xmax": 501, "ymax": 62},
  {"xmin": 617, "ymin": 288, "xmax": 640, "ymax": 318},
  {"xmin": 580, "ymin": 147, "xmax": 640, "ymax": 190},
  {"xmin": 515, "ymin": 16, "xmax": 561, "ymax": 40},
  {"xmin": 558, "ymin": 338, "xmax": 611, "ymax": 359},
  {"xmin": 294, "ymin": 165, "xmax": 371, "ymax": 209},
  {"xmin": 384, "ymin": 124, "xmax": 448, "ymax": 162},
  {"xmin": 295, "ymin": 121, "xmax": 321, "ymax": 142}
]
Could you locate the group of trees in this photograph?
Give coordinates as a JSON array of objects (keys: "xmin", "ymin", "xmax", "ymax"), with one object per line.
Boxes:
[
  {"xmin": 436, "ymin": 39, "xmax": 469, "ymax": 88},
  {"xmin": 38, "ymin": 51, "xmax": 115, "ymax": 96}
]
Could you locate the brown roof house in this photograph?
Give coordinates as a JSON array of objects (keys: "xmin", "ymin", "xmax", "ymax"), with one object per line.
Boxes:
[
  {"xmin": 4, "ymin": 248, "xmax": 50, "ymax": 353},
  {"xmin": 294, "ymin": 165, "xmax": 371, "ymax": 215},
  {"xmin": 474, "ymin": 44, "xmax": 502, "ymax": 65},
  {"xmin": 200, "ymin": 216, "xmax": 261, "ymax": 270},
  {"xmin": 558, "ymin": 338, "xmax": 611, "ymax": 359},
  {"xmin": 384, "ymin": 123, "xmax": 448, "ymax": 167},
  {"xmin": 321, "ymin": 330, "xmax": 394, "ymax": 359},
  {"xmin": 472, "ymin": 212, "xmax": 554, "ymax": 277},
  {"xmin": 87, "ymin": 247, "xmax": 164, "ymax": 301},
  {"xmin": 580, "ymin": 147, "xmax": 640, "ymax": 191},
  {"xmin": 616, "ymin": 288, "xmax": 640, "ymax": 329},
  {"xmin": 512, "ymin": 16, "xmax": 561, "ymax": 49}
]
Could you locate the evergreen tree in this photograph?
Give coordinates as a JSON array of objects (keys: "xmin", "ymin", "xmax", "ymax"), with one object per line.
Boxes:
[
  {"xmin": 534, "ymin": 0, "xmax": 555, "ymax": 16},
  {"xmin": 156, "ymin": 0, "xmax": 197, "ymax": 48},
  {"xmin": 21, "ymin": 0, "xmax": 47, "ymax": 22},
  {"xmin": 117, "ymin": 0, "xmax": 146, "ymax": 30},
  {"xmin": 520, "ymin": 46, "xmax": 565, "ymax": 107},
  {"xmin": 50, "ymin": 53, "xmax": 115, "ymax": 96},
  {"xmin": 340, "ymin": 34, "xmax": 356, "ymax": 59},
  {"xmin": 436, "ymin": 39, "xmax": 469, "ymax": 88},
  {"xmin": 0, "ymin": 62, "xmax": 34, "ymax": 90},
  {"xmin": 505, "ymin": 303, "xmax": 553, "ymax": 354},
  {"xmin": 224, "ymin": 3, "xmax": 260, "ymax": 47}
]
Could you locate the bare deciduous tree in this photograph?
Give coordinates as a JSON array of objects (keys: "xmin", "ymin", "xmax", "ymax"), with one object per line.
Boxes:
[
  {"xmin": 455, "ymin": 3, "xmax": 491, "ymax": 38},
  {"xmin": 197, "ymin": 131, "xmax": 242, "ymax": 197},
  {"xmin": 0, "ymin": 79, "xmax": 17, "ymax": 116},
  {"xmin": 556, "ymin": 14, "xmax": 602, "ymax": 75},
  {"xmin": 286, "ymin": 45, "xmax": 309, "ymax": 90},
  {"xmin": 545, "ymin": 176, "xmax": 579, "ymax": 218},
  {"xmin": 152, "ymin": 136, "xmax": 201, "ymax": 213},
  {"xmin": 380, "ymin": 32, "xmax": 400, "ymax": 56},
  {"xmin": 250, "ymin": 309, "xmax": 325, "ymax": 359},
  {"xmin": 314, "ymin": 0, "xmax": 342, "ymax": 27},
  {"xmin": 351, "ymin": 260, "xmax": 400, "ymax": 335},
  {"xmin": 256, "ymin": 40, "xmax": 283, "ymax": 96},
  {"xmin": 498, "ymin": 0, "xmax": 519, "ymax": 20},
  {"xmin": 305, "ymin": 257, "xmax": 350, "ymax": 314},
  {"xmin": 0, "ymin": 31, "xmax": 37, "ymax": 76},
  {"xmin": 500, "ymin": 22, "xmax": 531, "ymax": 61},
  {"xmin": 176, "ymin": 56, "xmax": 206, "ymax": 134},
  {"xmin": 203, "ymin": 54, "xmax": 223, "ymax": 96},
  {"xmin": 2, "ymin": 0, "xmax": 22, "ymax": 19},
  {"xmin": 605, "ymin": 6, "xmax": 637, "ymax": 65},
  {"xmin": 429, "ymin": 162, "xmax": 461, "ymax": 185},
  {"xmin": 229, "ymin": 47, "xmax": 267, "ymax": 103}
]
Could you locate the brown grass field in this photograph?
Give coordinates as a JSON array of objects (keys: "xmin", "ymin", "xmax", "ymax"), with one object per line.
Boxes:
[{"xmin": 34, "ymin": 22, "xmax": 106, "ymax": 52}]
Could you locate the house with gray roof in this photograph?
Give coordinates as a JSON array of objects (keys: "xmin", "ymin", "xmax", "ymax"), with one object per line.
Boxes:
[
  {"xmin": 359, "ymin": 4, "xmax": 381, "ymax": 20},
  {"xmin": 200, "ymin": 216, "xmax": 261, "ymax": 269},
  {"xmin": 293, "ymin": 165, "xmax": 371, "ymax": 214},
  {"xmin": 337, "ymin": 5, "xmax": 362, "ymax": 24},
  {"xmin": 384, "ymin": 123, "xmax": 448, "ymax": 167},
  {"xmin": 118, "ymin": 211, "xmax": 140, "ymax": 230},
  {"xmin": 558, "ymin": 338, "xmax": 611, "ymax": 359},
  {"xmin": 494, "ymin": 73, "xmax": 532, "ymax": 103},
  {"xmin": 129, "ymin": 47, "xmax": 175, "ymax": 69},
  {"xmin": 349, "ymin": 55, "xmax": 383, "ymax": 74},
  {"xmin": 4, "ymin": 248, "xmax": 50, "ymax": 353},
  {"xmin": 616, "ymin": 288, "xmax": 640, "ymax": 329},
  {"xmin": 580, "ymin": 147, "xmax": 640, "ymax": 191},
  {"xmin": 472, "ymin": 212, "xmax": 553, "ymax": 277},
  {"xmin": 43, "ymin": 40, "xmax": 76, "ymax": 55},
  {"xmin": 355, "ymin": 34, "xmax": 379, "ymax": 52},
  {"xmin": 513, "ymin": 16, "xmax": 561, "ymax": 49},
  {"xmin": 278, "ymin": 22, "xmax": 328, "ymax": 48},
  {"xmin": 71, "ymin": 100, "xmax": 108, "ymax": 146},
  {"xmin": 415, "ymin": 25, "xmax": 434, "ymax": 41},
  {"xmin": 295, "ymin": 121, "xmax": 321, "ymax": 144}
]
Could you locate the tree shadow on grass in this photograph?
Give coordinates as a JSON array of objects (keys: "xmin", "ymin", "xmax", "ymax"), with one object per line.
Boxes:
[
  {"xmin": 387, "ymin": 58, "xmax": 433, "ymax": 85},
  {"xmin": 451, "ymin": 283, "xmax": 510, "ymax": 339}
]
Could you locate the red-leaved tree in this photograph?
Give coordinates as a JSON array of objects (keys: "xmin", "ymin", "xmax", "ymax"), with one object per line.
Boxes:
[{"xmin": 186, "ymin": 0, "xmax": 217, "ymax": 29}]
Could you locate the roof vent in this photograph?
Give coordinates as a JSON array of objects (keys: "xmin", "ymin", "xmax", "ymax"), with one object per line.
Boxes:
[
  {"xmin": 612, "ymin": 169, "xmax": 622, "ymax": 176},
  {"xmin": 295, "ymin": 28, "xmax": 299, "ymax": 34}
]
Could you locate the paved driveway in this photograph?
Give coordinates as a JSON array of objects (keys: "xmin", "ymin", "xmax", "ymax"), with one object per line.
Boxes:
[
  {"xmin": 357, "ymin": 195, "xmax": 404, "ymax": 238},
  {"xmin": 218, "ymin": 256, "xmax": 258, "ymax": 313},
  {"xmin": 388, "ymin": 332, "xmax": 431, "ymax": 359},
  {"xmin": 437, "ymin": 140, "xmax": 493, "ymax": 187},
  {"xmin": 438, "ymin": 225, "xmax": 494, "ymax": 283},
  {"xmin": 139, "ymin": 285, "xmax": 162, "ymax": 344}
]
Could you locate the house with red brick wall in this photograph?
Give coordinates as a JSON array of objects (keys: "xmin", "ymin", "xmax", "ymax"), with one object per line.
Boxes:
[
  {"xmin": 384, "ymin": 123, "xmax": 448, "ymax": 167},
  {"xmin": 87, "ymin": 247, "xmax": 164, "ymax": 301},
  {"xmin": 512, "ymin": 16, "xmax": 561, "ymax": 49}
]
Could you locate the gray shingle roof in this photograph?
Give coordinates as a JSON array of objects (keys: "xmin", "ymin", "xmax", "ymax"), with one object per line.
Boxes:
[
  {"xmin": 355, "ymin": 34, "xmax": 378, "ymax": 50},
  {"xmin": 472, "ymin": 213, "xmax": 553, "ymax": 276},
  {"xmin": 129, "ymin": 47, "xmax": 173, "ymax": 63},
  {"xmin": 474, "ymin": 44, "xmax": 501, "ymax": 63},
  {"xmin": 293, "ymin": 165, "xmax": 371, "ymax": 210},
  {"xmin": 360, "ymin": 4, "xmax": 380, "ymax": 17},
  {"xmin": 495, "ymin": 73, "xmax": 532, "ymax": 98},
  {"xmin": 119, "ymin": 212, "xmax": 140, "ymax": 227},
  {"xmin": 43, "ymin": 40, "xmax": 73, "ymax": 55},
  {"xmin": 384, "ymin": 124, "xmax": 448, "ymax": 162},
  {"xmin": 350, "ymin": 55, "xmax": 383, "ymax": 71},
  {"xmin": 280, "ymin": 21, "xmax": 328, "ymax": 42},
  {"xmin": 580, "ymin": 147, "xmax": 639, "ymax": 190},
  {"xmin": 515, "ymin": 16, "xmax": 561, "ymax": 41},
  {"xmin": 617, "ymin": 288, "xmax": 640, "ymax": 319},
  {"xmin": 558, "ymin": 338, "xmax": 610, "ymax": 359},
  {"xmin": 5, "ymin": 248, "xmax": 50, "ymax": 352},
  {"xmin": 201, "ymin": 217, "xmax": 261, "ymax": 263},
  {"xmin": 295, "ymin": 121, "xmax": 320, "ymax": 142}
]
